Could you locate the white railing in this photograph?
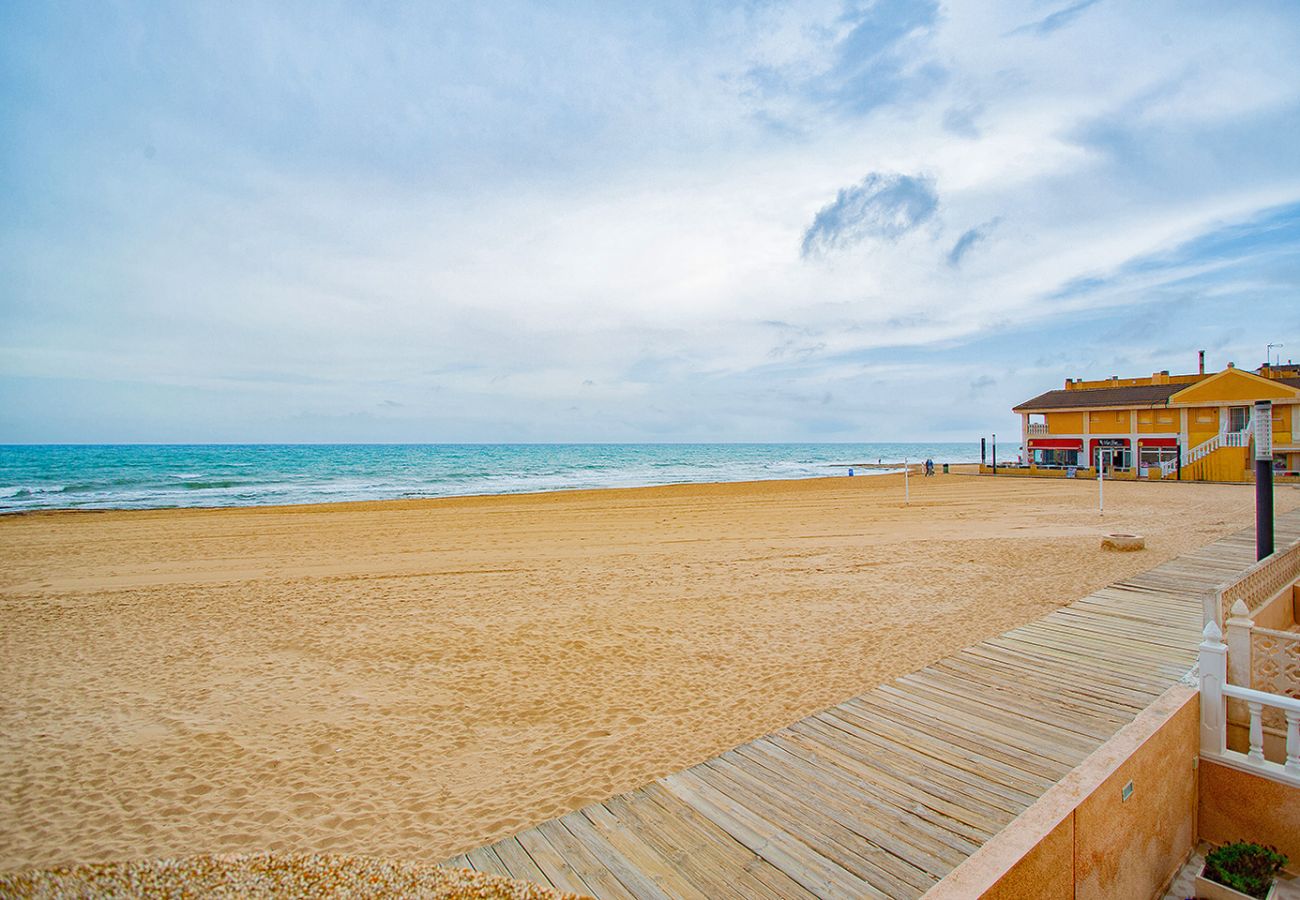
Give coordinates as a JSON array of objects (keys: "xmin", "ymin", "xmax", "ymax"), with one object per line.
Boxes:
[
  {"xmin": 1184, "ymin": 434, "xmax": 1221, "ymax": 468},
  {"xmin": 1026, "ymin": 423, "xmax": 1049, "ymax": 436},
  {"xmin": 1158, "ymin": 457, "xmax": 1180, "ymax": 477},
  {"xmin": 1222, "ymin": 598, "xmax": 1300, "ymax": 734},
  {"xmin": 1200, "ymin": 621, "xmax": 1300, "ymax": 787},
  {"xmin": 1184, "ymin": 429, "xmax": 1252, "ymax": 471}
]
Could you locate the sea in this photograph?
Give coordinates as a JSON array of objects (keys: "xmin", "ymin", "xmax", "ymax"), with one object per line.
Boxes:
[{"xmin": 0, "ymin": 443, "xmax": 984, "ymax": 513}]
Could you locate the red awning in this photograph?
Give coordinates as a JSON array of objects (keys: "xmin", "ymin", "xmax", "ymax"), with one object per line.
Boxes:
[
  {"xmin": 1138, "ymin": 437, "xmax": 1178, "ymax": 447},
  {"xmin": 1028, "ymin": 439, "xmax": 1083, "ymax": 449}
]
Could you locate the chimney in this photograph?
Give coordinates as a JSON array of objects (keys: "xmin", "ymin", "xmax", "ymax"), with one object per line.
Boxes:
[{"xmin": 1198, "ymin": 350, "xmax": 1205, "ymax": 374}]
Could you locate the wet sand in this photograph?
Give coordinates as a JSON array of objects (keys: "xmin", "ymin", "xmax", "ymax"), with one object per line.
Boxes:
[{"xmin": 2, "ymin": 472, "xmax": 1294, "ymax": 871}]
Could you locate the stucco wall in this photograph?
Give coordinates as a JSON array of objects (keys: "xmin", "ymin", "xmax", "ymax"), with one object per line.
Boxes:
[
  {"xmin": 1072, "ymin": 694, "xmax": 1198, "ymax": 899},
  {"xmin": 1199, "ymin": 760, "xmax": 1300, "ymax": 876},
  {"xmin": 980, "ymin": 816, "xmax": 1072, "ymax": 900},
  {"xmin": 924, "ymin": 684, "xmax": 1198, "ymax": 900}
]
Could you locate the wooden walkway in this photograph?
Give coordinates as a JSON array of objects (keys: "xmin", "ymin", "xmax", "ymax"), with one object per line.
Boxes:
[{"xmin": 442, "ymin": 511, "xmax": 1300, "ymax": 899}]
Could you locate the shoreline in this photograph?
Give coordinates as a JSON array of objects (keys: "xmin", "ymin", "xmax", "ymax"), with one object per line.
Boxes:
[{"xmin": 0, "ymin": 464, "xmax": 980, "ymax": 518}]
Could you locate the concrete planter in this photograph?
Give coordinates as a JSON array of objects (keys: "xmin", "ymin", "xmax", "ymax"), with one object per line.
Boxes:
[
  {"xmin": 1194, "ymin": 869, "xmax": 1278, "ymax": 900},
  {"xmin": 1101, "ymin": 532, "xmax": 1145, "ymax": 551}
]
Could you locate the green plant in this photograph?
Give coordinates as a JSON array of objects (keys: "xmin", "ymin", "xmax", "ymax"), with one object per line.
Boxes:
[{"xmin": 1203, "ymin": 841, "xmax": 1288, "ymax": 898}]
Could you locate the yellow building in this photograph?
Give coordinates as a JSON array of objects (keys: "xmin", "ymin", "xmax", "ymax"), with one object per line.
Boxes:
[{"xmin": 1011, "ymin": 362, "xmax": 1300, "ymax": 482}]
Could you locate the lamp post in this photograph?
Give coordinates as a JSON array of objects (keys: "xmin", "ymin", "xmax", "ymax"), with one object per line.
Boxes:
[{"xmin": 1255, "ymin": 400, "xmax": 1274, "ymax": 560}]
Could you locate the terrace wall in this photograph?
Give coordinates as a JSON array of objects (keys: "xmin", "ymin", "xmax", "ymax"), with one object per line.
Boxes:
[
  {"xmin": 1199, "ymin": 760, "xmax": 1300, "ymax": 875},
  {"xmin": 925, "ymin": 684, "xmax": 1199, "ymax": 900}
]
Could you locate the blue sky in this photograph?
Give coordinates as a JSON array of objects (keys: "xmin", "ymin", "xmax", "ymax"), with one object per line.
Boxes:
[{"xmin": 2, "ymin": 1, "xmax": 1299, "ymax": 443}]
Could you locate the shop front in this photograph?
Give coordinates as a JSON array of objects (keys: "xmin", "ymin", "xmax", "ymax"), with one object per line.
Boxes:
[
  {"xmin": 1090, "ymin": 437, "xmax": 1131, "ymax": 471},
  {"xmin": 1137, "ymin": 437, "xmax": 1179, "ymax": 475},
  {"xmin": 1028, "ymin": 438, "xmax": 1083, "ymax": 468}
]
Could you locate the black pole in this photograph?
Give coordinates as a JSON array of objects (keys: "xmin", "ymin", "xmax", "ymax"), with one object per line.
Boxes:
[
  {"xmin": 1176, "ymin": 444, "xmax": 1182, "ymax": 481},
  {"xmin": 992, "ymin": 434, "xmax": 997, "ymax": 474},
  {"xmin": 1255, "ymin": 400, "xmax": 1274, "ymax": 560},
  {"xmin": 1257, "ymin": 458, "xmax": 1274, "ymax": 560},
  {"xmin": 981, "ymin": 437, "xmax": 987, "ymax": 466}
]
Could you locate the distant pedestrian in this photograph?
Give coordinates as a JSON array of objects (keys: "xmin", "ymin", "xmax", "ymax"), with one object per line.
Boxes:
[{"xmin": 925, "ymin": 458, "xmax": 934, "ymax": 477}]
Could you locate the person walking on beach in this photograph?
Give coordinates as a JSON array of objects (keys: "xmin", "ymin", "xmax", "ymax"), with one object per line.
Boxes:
[{"xmin": 925, "ymin": 458, "xmax": 934, "ymax": 477}]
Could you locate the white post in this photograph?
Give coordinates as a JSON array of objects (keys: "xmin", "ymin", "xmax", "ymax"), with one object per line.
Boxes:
[
  {"xmin": 904, "ymin": 457, "xmax": 910, "ymax": 505},
  {"xmin": 1225, "ymin": 599, "xmax": 1254, "ymax": 728},
  {"xmin": 1247, "ymin": 702, "xmax": 1265, "ymax": 761},
  {"xmin": 1225, "ymin": 599, "xmax": 1254, "ymax": 687},
  {"xmin": 1098, "ymin": 449, "xmax": 1105, "ymax": 516},
  {"xmin": 1200, "ymin": 621, "xmax": 1228, "ymax": 755},
  {"xmin": 1285, "ymin": 711, "xmax": 1300, "ymax": 775}
]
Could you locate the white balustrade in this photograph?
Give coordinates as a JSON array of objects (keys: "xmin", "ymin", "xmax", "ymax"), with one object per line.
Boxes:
[{"xmin": 1198, "ymin": 621, "xmax": 1300, "ymax": 786}]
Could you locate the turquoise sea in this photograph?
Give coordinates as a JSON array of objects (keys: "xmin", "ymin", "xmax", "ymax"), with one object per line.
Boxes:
[{"xmin": 0, "ymin": 443, "xmax": 983, "ymax": 512}]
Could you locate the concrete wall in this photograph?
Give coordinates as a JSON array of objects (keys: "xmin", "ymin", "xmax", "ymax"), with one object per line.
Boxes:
[
  {"xmin": 1088, "ymin": 410, "xmax": 1130, "ymax": 434},
  {"xmin": 1188, "ymin": 446, "xmax": 1251, "ymax": 483},
  {"xmin": 1251, "ymin": 583, "xmax": 1298, "ymax": 631},
  {"xmin": 1072, "ymin": 694, "xmax": 1198, "ymax": 899},
  {"xmin": 1048, "ymin": 412, "xmax": 1084, "ymax": 434},
  {"xmin": 979, "ymin": 817, "xmax": 1072, "ymax": 900},
  {"xmin": 1199, "ymin": 760, "xmax": 1300, "ymax": 876},
  {"xmin": 925, "ymin": 685, "xmax": 1199, "ymax": 900}
]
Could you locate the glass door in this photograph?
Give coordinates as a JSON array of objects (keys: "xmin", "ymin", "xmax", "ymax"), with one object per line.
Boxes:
[{"xmin": 1228, "ymin": 406, "xmax": 1250, "ymax": 432}]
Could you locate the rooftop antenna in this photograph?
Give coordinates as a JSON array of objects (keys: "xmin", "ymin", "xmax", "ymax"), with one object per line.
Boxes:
[{"xmin": 1267, "ymin": 343, "xmax": 1284, "ymax": 367}]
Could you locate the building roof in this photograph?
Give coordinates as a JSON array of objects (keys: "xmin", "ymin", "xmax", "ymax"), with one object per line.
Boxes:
[
  {"xmin": 1013, "ymin": 383, "xmax": 1183, "ymax": 412},
  {"xmin": 1014, "ymin": 375, "xmax": 1300, "ymax": 412}
]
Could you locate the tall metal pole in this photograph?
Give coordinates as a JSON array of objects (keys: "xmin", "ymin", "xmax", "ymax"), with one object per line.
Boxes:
[
  {"xmin": 1255, "ymin": 400, "xmax": 1274, "ymax": 560},
  {"xmin": 992, "ymin": 434, "xmax": 997, "ymax": 474},
  {"xmin": 904, "ymin": 457, "xmax": 910, "ymax": 505}
]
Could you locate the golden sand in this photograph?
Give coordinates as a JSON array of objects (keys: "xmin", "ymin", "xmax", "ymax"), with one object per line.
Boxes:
[
  {"xmin": 2, "ymin": 472, "xmax": 1295, "ymax": 872},
  {"xmin": 0, "ymin": 854, "xmax": 572, "ymax": 898}
]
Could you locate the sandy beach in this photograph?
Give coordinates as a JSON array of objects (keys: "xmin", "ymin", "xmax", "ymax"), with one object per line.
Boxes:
[{"xmin": 2, "ymin": 472, "xmax": 1296, "ymax": 874}]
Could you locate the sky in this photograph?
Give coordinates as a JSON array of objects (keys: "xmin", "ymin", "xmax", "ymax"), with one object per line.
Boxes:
[{"xmin": 2, "ymin": 0, "xmax": 1299, "ymax": 443}]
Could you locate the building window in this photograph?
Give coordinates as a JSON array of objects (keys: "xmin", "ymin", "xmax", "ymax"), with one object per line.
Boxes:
[{"xmin": 1228, "ymin": 406, "xmax": 1249, "ymax": 432}]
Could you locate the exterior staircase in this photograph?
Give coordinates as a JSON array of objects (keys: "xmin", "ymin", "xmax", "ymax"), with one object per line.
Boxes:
[{"xmin": 1182, "ymin": 430, "xmax": 1253, "ymax": 481}]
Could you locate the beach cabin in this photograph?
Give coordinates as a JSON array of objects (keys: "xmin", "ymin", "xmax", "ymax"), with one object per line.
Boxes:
[{"xmin": 1009, "ymin": 359, "xmax": 1300, "ymax": 482}]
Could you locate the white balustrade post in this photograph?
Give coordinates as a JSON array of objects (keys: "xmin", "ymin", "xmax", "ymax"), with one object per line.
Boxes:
[
  {"xmin": 1285, "ymin": 710, "xmax": 1300, "ymax": 776},
  {"xmin": 1225, "ymin": 599, "xmax": 1253, "ymax": 686},
  {"xmin": 1200, "ymin": 621, "xmax": 1228, "ymax": 756},
  {"xmin": 1247, "ymin": 702, "xmax": 1265, "ymax": 762},
  {"xmin": 1203, "ymin": 588, "xmax": 1222, "ymax": 633},
  {"xmin": 1225, "ymin": 599, "xmax": 1254, "ymax": 727}
]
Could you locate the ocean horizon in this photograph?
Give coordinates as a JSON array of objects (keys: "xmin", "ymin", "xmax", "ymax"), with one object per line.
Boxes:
[{"xmin": 0, "ymin": 442, "xmax": 986, "ymax": 512}]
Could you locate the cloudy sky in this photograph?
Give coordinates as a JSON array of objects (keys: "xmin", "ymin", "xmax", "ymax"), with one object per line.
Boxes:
[{"xmin": 2, "ymin": 1, "xmax": 1299, "ymax": 443}]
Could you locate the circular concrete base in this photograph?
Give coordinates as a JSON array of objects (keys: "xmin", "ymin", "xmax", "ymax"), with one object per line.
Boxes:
[{"xmin": 1101, "ymin": 533, "xmax": 1145, "ymax": 551}]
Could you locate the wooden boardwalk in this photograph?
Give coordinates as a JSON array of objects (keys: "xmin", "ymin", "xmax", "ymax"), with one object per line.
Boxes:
[{"xmin": 442, "ymin": 512, "xmax": 1300, "ymax": 899}]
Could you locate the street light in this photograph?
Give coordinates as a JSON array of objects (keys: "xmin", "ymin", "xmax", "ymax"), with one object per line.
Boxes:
[{"xmin": 1255, "ymin": 400, "xmax": 1274, "ymax": 560}]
